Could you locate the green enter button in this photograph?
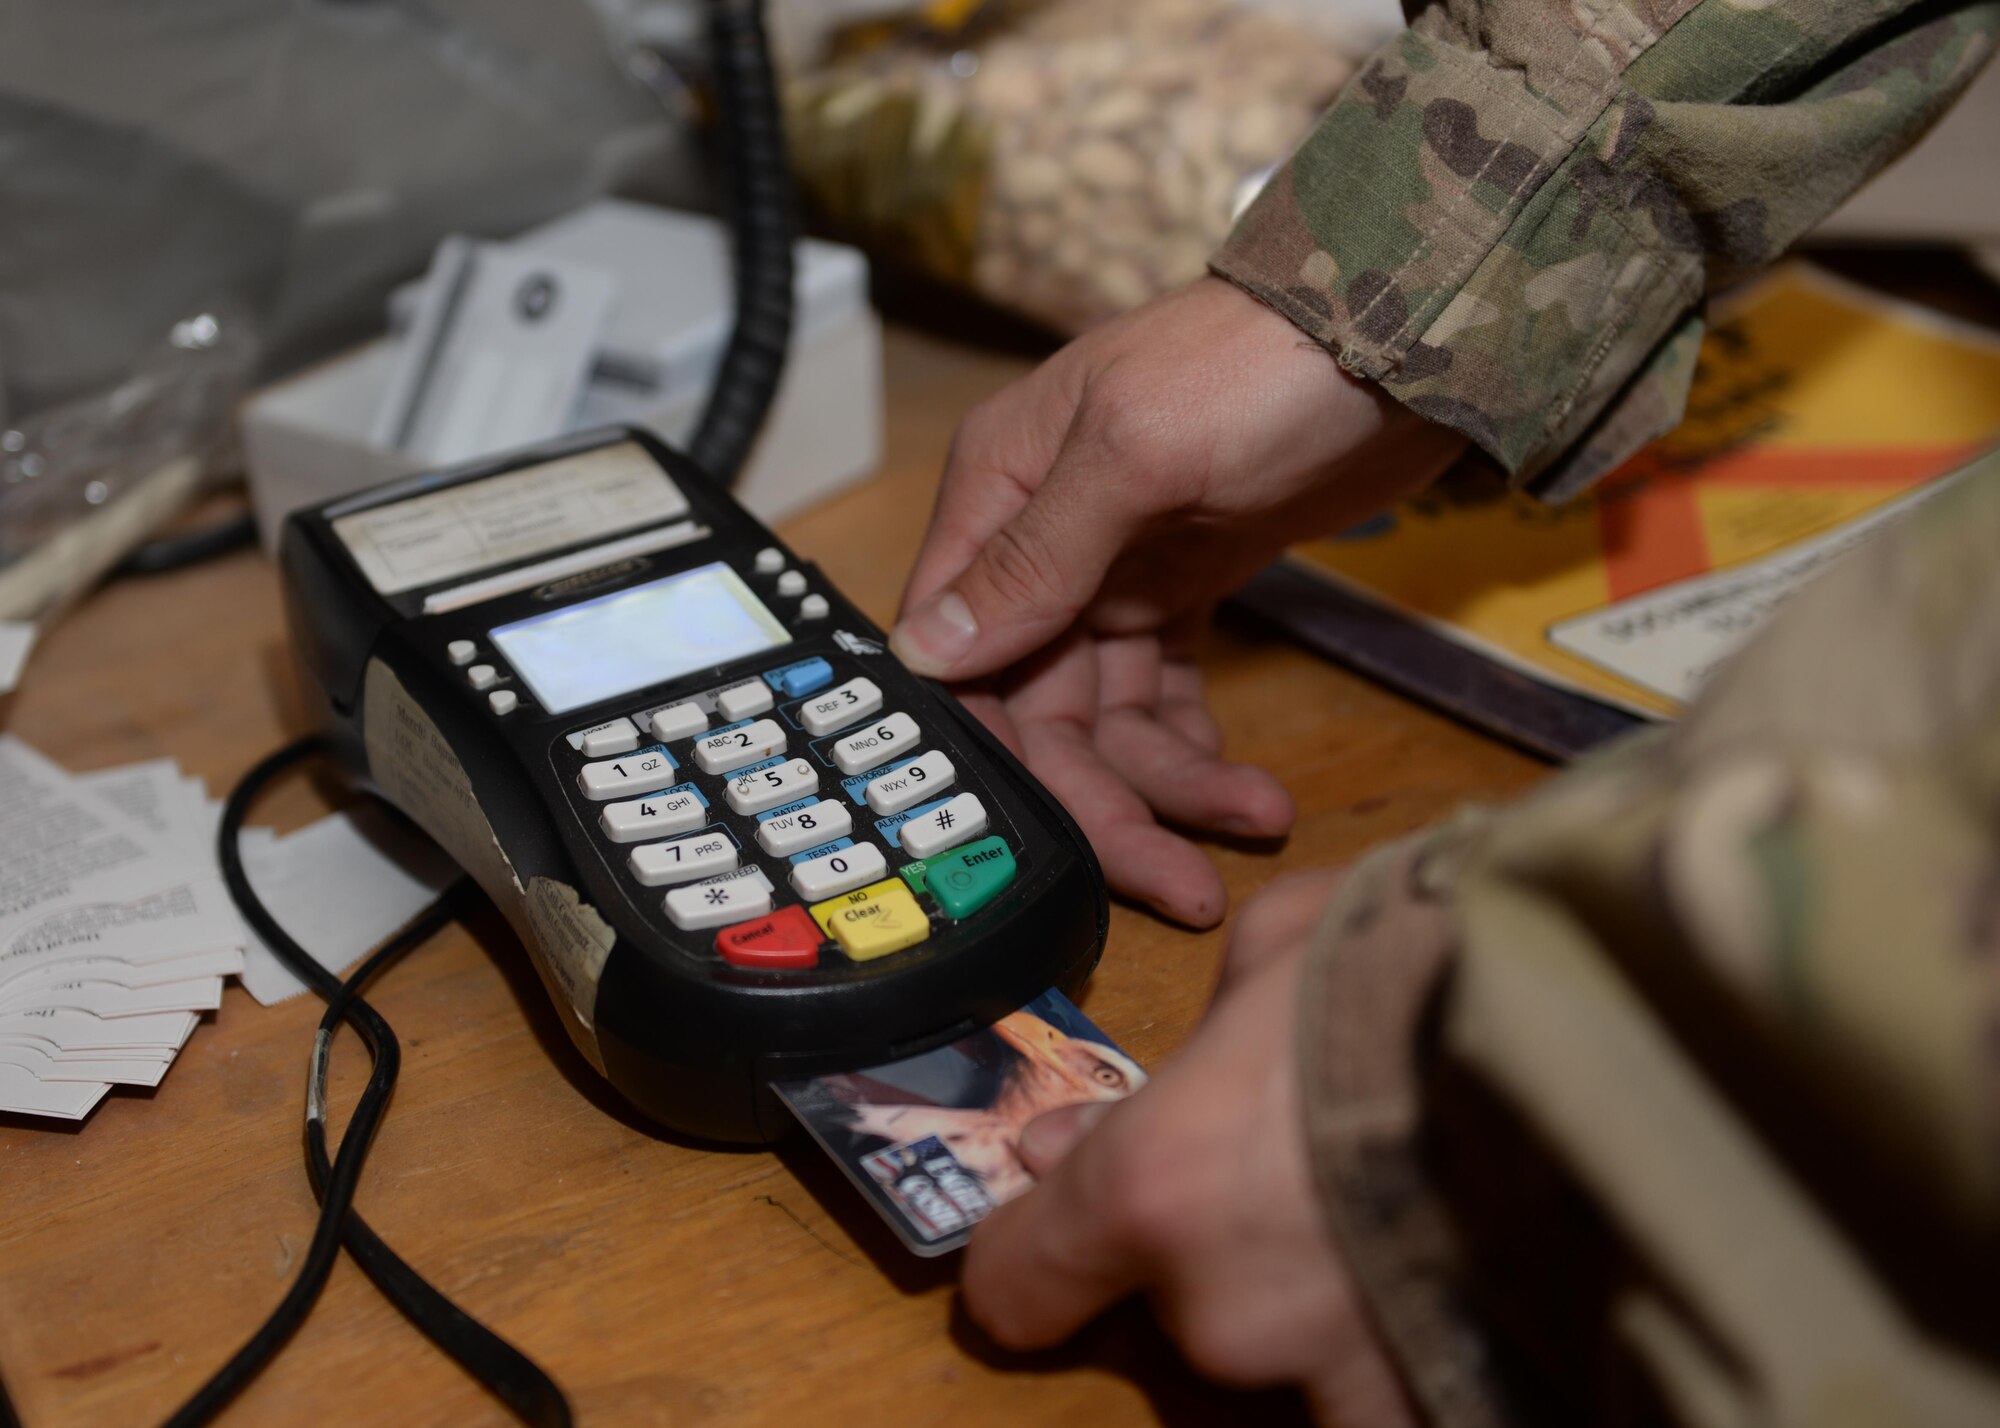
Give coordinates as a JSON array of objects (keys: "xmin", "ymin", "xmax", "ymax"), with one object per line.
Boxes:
[{"xmin": 923, "ymin": 836, "xmax": 1016, "ymax": 919}]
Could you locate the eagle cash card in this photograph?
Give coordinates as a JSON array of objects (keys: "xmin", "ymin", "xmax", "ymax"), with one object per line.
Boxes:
[{"xmin": 774, "ymin": 988, "xmax": 1145, "ymax": 1255}]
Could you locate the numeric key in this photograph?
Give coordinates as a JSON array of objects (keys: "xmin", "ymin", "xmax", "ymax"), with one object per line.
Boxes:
[
  {"xmin": 598, "ymin": 786, "xmax": 707, "ymax": 843},
  {"xmin": 865, "ymin": 749, "xmax": 955, "ymax": 815},
  {"xmin": 726, "ymin": 757, "xmax": 821, "ymax": 815},
  {"xmin": 757, "ymin": 799, "xmax": 853, "ymax": 856},
  {"xmin": 830, "ymin": 712, "xmax": 919, "ymax": 775},
  {"xmin": 800, "ymin": 677, "xmax": 883, "ymax": 736},
  {"xmin": 693, "ymin": 718, "xmax": 786, "ymax": 775},
  {"xmin": 789, "ymin": 841, "xmax": 888, "ymax": 901},
  {"xmin": 629, "ymin": 830, "xmax": 738, "ymax": 887},
  {"xmin": 578, "ymin": 744, "xmax": 678, "ymax": 801}
]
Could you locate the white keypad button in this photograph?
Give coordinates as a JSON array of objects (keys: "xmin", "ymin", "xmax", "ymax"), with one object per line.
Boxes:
[
  {"xmin": 756, "ymin": 799, "xmax": 853, "ymax": 856},
  {"xmin": 800, "ymin": 676, "xmax": 883, "ymax": 737},
  {"xmin": 577, "ymin": 745, "xmax": 679, "ymax": 800},
  {"xmin": 447, "ymin": 639, "xmax": 477, "ymax": 666},
  {"xmin": 753, "ymin": 546, "xmax": 785, "ymax": 574},
  {"xmin": 831, "ymin": 712, "xmax": 920, "ymax": 775},
  {"xmin": 866, "ymin": 750, "xmax": 955, "ymax": 815},
  {"xmin": 488, "ymin": 690, "xmax": 519, "ymax": 716},
  {"xmin": 664, "ymin": 869, "xmax": 774, "ymax": 931},
  {"xmin": 776, "ymin": 570, "xmax": 807, "ymax": 597},
  {"xmin": 598, "ymin": 788, "xmax": 707, "ymax": 843},
  {"xmin": 726, "ymin": 757, "xmax": 821, "ymax": 815},
  {"xmin": 789, "ymin": 841, "xmax": 887, "ymax": 901},
  {"xmin": 648, "ymin": 701, "xmax": 708, "ymax": 742},
  {"xmin": 798, "ymin": 594, "xmax": 829, "ymax": 621},
  {"xmin": 716, "ymin": 680, "xmax": 775, "ymax": 721},
  {"xmin": 575, "ymin": 717, "xmax": 640, "ymax": 758},
  {"xmin": 897, "ymin": 793, "xmax": 989, "ymax": 860},
  {"xmin": 693, "ymin": 719, "xmax": 786, "ymax": 775},
  {"xmin": 467, "ymin": 664, "xmax": 500, "ymax": 691},
  {"xmin": 629, "ymin": 830, "xmax": 738, "ymax": 887}
]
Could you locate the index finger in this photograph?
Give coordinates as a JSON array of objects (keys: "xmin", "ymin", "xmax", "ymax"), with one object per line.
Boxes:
[{"xmin": 901, "ymin": 365, "xmax": 1075, "ymax": 616}]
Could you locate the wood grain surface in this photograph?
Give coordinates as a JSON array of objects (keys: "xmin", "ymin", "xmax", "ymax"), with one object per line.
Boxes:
[{"xmin": 0, "ymin": 327, "xmax": 1543, "ymax": 1427}]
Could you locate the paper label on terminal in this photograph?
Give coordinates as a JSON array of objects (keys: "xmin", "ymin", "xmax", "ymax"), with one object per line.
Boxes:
[
  {"xmin": 363, "ymin": 659, "xmax": 603, "ymax": 1070},
  {"xmin": 332, "ymin": 442, "xmax": 688, "ymax": 595},
  {"xmin": 524, "ymin": 878, "xmax": 616, "ymax": 1039}
]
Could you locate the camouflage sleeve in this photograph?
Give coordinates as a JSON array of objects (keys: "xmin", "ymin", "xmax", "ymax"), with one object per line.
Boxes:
[
  {"xmin": 1296, "ymin": 447, "xmax": 2000, "ymax": 1427},
  {"xmin": 1211, "ymin": 2, "xmax": 2000, "ymax": 500}
]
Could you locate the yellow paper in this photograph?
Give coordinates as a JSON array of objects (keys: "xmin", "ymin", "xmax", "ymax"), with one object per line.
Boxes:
[{"xmin": 1291, "ymin": 265, "xmax": 2000, "ymax": 717}]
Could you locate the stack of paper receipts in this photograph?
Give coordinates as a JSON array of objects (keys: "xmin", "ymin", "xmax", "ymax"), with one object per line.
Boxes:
[{"xmin": 0, "ymin": 735, "xmax": 456, "ymax": 1121}]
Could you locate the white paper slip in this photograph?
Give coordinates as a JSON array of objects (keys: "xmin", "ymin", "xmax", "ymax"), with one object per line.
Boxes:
[
  {"xmin": 0, "ymin": 975, "xmax": 225, "ymax": 1018},
  {"xmin": 0, "ymin": 1042, "xmax": 171, "ymax": 1088},
  {"xmin": 0, "ymin": 1063, "xmax": 109, "ymax": 1120},
  {"xmin": 0, "ymin": 1008, "xmax": 198, "ymax": 1054},
  {"xmin": 0, "ymin": 738, "xmax": 244, "ymax": 971},
  {"xmin": 79, "ymin": 758, "xmax": 185, "ymax": 838},
  {"xmin": 235, "ymin": 805, "xmax": 460, "ymax": 1005},
  {"xmin": 0, "ymin": 949, "xmax": 243, "ymax": 1004}
]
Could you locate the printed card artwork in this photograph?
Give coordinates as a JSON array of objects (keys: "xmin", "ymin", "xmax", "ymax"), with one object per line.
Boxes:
[{"xmin": 775, "ymin": 988, "xmax": 1144, "ymax": 1255}]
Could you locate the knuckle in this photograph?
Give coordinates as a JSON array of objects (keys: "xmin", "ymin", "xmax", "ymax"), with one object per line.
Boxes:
[
  {"xmin": 1170, "ymin": 1304, "xmax": 1281, "ymax": 1388},
  {"xmin": 1095, "ymin": 1139, "xmax": 1189, "ymax": 1259},
  {"xmin": 1085, "ymin": 383, "xmax": 1174, "ymax": 474},
  {"xmin": 976, "ymin": 519, "xmax": 1075, "ymax": 619}
]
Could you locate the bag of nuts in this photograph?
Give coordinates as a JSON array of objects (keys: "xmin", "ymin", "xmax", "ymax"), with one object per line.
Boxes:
[{"xmin": 787, "ymin": 0, "xmax": 1373, "ymax": 334}]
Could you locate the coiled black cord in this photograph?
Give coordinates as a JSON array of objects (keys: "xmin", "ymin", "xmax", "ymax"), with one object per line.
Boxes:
[
  {"xmin": 688, "ymin": 0, "xmax": 796, "ymax": 487},
  {"xmin": 162, "ymin": 735, "xmax": 571, "ymax": 1428}
]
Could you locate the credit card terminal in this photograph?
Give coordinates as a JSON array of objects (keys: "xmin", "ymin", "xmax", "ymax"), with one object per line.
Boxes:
[{"xmin": 278, "ymin": 428, "xmax": 1108, "ymax": 1143}]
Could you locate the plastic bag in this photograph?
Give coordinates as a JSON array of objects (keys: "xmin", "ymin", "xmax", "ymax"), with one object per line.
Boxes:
[{"xmin": 788, "ymin": 0, "xmax": 1371, "ymax": 333}]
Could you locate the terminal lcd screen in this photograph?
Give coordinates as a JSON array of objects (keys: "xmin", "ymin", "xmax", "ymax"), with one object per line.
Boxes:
[{"xmin": 490, "ymin": 562, "xmax": 790, "ymax": 714}]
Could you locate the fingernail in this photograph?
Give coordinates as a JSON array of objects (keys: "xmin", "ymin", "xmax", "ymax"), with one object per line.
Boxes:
[
  {"xmin": 891, "ymin": 590, "xmax": 978, "ymax": 676},
  {"xmin": 1018, "ymin": 1101, "xmax": 1112, "ymax": 1171}
]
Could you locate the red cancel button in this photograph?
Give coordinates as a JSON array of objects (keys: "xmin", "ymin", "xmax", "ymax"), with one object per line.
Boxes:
[{"xmin": 716, "ymin": 905, "xmax": 823, "ymax": 969}]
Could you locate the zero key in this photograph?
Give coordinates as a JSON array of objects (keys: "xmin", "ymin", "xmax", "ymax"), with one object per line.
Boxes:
[{"xmin": 715, "ymin": 905, "xmax": 823, "ymax": 970}]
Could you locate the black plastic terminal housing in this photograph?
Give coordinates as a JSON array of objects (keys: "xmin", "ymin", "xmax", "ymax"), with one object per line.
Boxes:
[{"xmin": 278, "ymin": 427, "xmax": 1108, "ymax": 1143}]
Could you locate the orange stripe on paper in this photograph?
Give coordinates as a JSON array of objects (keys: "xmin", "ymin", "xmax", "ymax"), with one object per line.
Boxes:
[
  {"xmin": 1688, "ymin": 442, "xmax": 1981, "ymax": 490},
  {"xmin": 1597, "ymin": 478, "xmax": 1709, "ymax": 601}
]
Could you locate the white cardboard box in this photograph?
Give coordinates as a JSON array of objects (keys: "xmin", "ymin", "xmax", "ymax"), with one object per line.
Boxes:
[{"xmin": 244, "ymin": 202, "xmax": 882, "ymax": 550}]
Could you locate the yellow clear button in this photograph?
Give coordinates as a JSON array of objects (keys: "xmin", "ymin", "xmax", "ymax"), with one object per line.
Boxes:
[{"xmin": 810, "ymin": 877, "xmax": 931, "ymax": 962}]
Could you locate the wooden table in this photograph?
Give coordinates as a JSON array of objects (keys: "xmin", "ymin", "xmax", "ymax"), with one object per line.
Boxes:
[{"xmin": 0, "ymin": 326, "xmax": 1542, "ymax": 1427}]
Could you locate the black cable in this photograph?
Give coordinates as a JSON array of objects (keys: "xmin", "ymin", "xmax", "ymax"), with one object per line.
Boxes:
[
  {"xmin": 166, "ymin": 736, "xmax": 571, "ymax": 1428},
  {"xmin": 688, "ymin": 0, "xmax": 796, "ymax": 487},
  {"xmin": 117, "ymin": 511, "xmax": 258, "ymax": 577}
]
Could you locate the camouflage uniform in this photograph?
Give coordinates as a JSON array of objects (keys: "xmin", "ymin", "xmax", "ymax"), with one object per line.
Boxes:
[
  {"xmin": 1210, "ymin": 4, "xmax": 2000, "ymax": 1423},
  {"xmin": 1213, "ymin": 1, "xmax": 2000, "ymax": 500},
  {"xmin": 1297, "ymin": 448, "xmax": 2000, "ymax": 1426}
]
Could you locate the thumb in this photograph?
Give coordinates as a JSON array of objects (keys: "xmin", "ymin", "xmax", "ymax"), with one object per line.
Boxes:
[
  {"xmin": 1017, "ymin": 1100, "xmax": 1115, "ymax": 1177},
  {"xmin": 891, "ymin": 458, "xmax": 1134, "ymax": 680}
]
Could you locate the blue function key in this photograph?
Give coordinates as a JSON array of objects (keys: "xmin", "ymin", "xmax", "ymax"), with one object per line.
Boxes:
[{"xmin": 764, "ymin": 656, "xmax": 834, "ymax": 700}]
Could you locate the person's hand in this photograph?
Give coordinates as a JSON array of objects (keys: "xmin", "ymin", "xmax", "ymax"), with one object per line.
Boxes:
[
  {"xmin": 893, "ymin": 277, "xmax": 1464, "ymax": 926},
  {"xmin": 961, "ymin": 871, "xmax": 1415, "ymax": 1426}
]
